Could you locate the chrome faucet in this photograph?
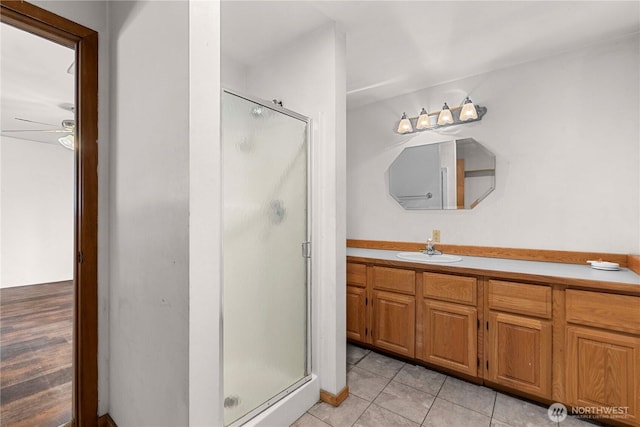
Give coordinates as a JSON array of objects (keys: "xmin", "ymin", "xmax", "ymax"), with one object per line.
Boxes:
[{"xmin": 425, "ymin": 238, "xmax": 441, "ymax": 255}]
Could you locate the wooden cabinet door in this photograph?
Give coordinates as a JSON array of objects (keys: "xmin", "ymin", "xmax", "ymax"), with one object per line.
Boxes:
[
  {"xmin": 486, "ymin": 311, "xmax": 552, "ymax": 398},
  {"xmin": 372, "ymin": 290, "xmax": 415, "ymax": 357},
  {"xmin": 422, "ymin": 299, "xmax": 477, "ymax": 376},
  {"xmin": 566, "ymin": 326, "xmax": 639, "ymax": 425},
  {"xmin": 346, "ymin": 285, "xmax": 367, "ymax": 343}
]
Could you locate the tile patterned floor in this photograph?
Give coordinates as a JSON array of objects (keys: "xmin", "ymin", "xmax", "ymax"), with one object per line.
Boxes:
[{"xmin": 292, "ymin": 344, "xmax": 600, "ymax": 427}]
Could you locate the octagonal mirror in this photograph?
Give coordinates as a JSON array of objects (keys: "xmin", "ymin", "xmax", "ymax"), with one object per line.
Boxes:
[{"xmin": 389, "ymin": 138, "xmax": 495, "ymax": 209}]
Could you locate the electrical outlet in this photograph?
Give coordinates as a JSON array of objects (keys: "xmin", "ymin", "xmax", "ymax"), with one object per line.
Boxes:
[{"xmin": 432, "ymin": 229, "xmax": 441, "ymax": 243}]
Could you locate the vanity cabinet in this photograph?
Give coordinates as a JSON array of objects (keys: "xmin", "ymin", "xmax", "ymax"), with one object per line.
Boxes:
[
  {"xmin": 346, "ymin": 263, "xmax": 416, "ymax": 357},
  {"xmin": 485, "ymin": 280, "xmax": 552, "ymax": 399},
  {"xmin": 346, "ymin": 262, "xmax": 368, "ymax": 343},
  {"xmin": 565, "ymin": 290, "xmax": 640, "ymax": 425},
  {"xmin": 345, "ymin": 253, "xmax": 640, "ymax": 426},
  {"xmin": 419, "ymin": 272, "xmax": 478, "ymax": 376},
  {"xmin": 371, "ymin": 266, "xmax": 416, "ymax": 357}
]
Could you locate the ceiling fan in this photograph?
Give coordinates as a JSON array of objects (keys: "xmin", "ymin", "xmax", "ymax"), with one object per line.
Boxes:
[{"xmin": 1, "ymin": 117, "xmax": 76, "ymax": 150}]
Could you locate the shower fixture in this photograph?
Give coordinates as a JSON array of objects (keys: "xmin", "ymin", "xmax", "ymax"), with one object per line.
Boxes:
[
  {"xmin": 269, "ymin": 200, "xmax": 286, "ymax": 224},
  {"xmin": 251, "ymin": 106, "xmax": 264, "ymax": 117}
]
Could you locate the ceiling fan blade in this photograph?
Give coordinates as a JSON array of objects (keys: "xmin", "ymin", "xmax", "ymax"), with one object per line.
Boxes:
[
  {"xmin": 0, "ymin": 134, "xmax": 61, "ymax": 146},
  {"xmin": 13, "ymin": 117, "xmax": 58, "ymax": 127},
  {"xmin": 1, "ymin": 129, "xmax": 72, "ymax": 133}
]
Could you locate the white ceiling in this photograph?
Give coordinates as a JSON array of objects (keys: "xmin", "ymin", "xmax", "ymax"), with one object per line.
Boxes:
[
  {"xmin": 1, "ymin": 1, "xmax": 637, "ymax": 144},
  {"xmin": 0, "ymin": 22, "xmax": 75, "ymax": 146},
  {"xmin": 221, "ymin": 1, "xmax": 640, "ymax": 110}
]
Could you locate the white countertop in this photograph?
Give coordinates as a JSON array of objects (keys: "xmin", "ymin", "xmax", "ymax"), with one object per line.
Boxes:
[{"xmin": 347, "ymin": 248, "xmax": 640, "ymax": 286}]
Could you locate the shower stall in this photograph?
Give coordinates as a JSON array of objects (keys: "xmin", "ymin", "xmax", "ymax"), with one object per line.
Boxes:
[{"xmin": 221, "ymin": 90, "xmax": 312, "ymax": 426}]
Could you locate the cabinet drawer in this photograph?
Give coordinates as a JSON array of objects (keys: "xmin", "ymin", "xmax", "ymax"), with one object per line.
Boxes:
[
  {"xmin": 372, "ymin": 266, "xmax": 415, "ymax": 295},
  {"xmin": 423, "ymin": 272, "xmax": 477, "ymax": 306},
  {"xmin": 566, "ymin": 289, "xmax": 640, "ymax": 335},
  {"xmin": 488, "ymin": 280, "xmax": 551, "ymax": 319},
  {"xmin": 347, "ymin": 262, "xmax": 367, "ymax": 287}
]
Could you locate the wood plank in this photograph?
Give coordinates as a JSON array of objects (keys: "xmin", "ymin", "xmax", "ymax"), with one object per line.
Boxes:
[
  {"xmin": 347, "ymin": 239, "xmax": 629, "ymax": 267},
  {"xmin": 372, "ymin": 266, "xmax": 416, "ymax": 295},
  {"xmin": 552, "ymin": 286, "xmax": 566, "ymax": 402},
  {"xmin": 347, "ymin": 262, "xmax": 367, "ymax": 287},
  {"xmin": 1, "ymin": 281, "xmax": 73, "ymax": 427},
  {"xmin": 319, "ymin": 385, "xmax": 350, "ymax": 407},
  {"xmin": 423, "ymin": 272, "xmax": 477, "ymax": 306},
  {"xmin": 488, "ymin": 280, "xmax": 552, "ymax": 319},
  {"xmin": 456, "ymin": 158, "xmax": 465, "ymax": 209},
  {"xmin": 629, "ymin": 254, "xmax": 640, "ymax": 276},
  {"xmin": 566, "ymin": 289, "xmax": 640, "ymax": 335},
  {"xmin": 98, "ymin": 413, "xmax": 119, "ymax": 427}
]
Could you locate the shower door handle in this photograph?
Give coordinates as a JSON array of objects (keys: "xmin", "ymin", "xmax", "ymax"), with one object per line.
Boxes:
[{"xmin": 301, "ymin": 241, "xmax": 311, "ymax": 259}]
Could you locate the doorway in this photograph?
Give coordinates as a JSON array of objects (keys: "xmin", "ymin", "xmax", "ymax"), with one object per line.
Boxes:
[{"xmin": 0, "ymin": 2, "xmax": 98, "ymax": 426}]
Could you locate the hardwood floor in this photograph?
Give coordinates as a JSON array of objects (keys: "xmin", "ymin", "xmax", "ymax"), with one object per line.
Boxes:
[{"xmin": 1, "ymin": 281, "xmax": 73, "ymax": 427}]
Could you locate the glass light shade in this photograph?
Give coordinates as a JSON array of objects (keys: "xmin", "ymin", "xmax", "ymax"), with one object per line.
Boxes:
[
  {"xmin": 58, "ymin": 134, "xmax": 75, "ymax": 150},
  {"xmin": 460, "ymin": 97, "xmax": 478, "ymax": 121},
  {"xmin": 397, "ymin": 113, "xmax": 413, "ymax": 134},
  {"xmin": 415, "ymin": 108, "xmax": 431, "ymax": 130},
  {"xmin": 437, "ymin": 103, "xmax": 454, "ymax": 125}
]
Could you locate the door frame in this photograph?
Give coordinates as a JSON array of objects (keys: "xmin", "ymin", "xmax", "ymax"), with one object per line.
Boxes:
[{"xmin": 0, "ymin": 1, "xmax": 99, "ymax": 425}]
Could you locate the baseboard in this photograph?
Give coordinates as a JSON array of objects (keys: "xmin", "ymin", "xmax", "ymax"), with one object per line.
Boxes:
[
  {"xmin": 98, "ymin": 413, "xmax": 118, "ymax": 427},
  {"xmin": 319, "ymin": 385, "xmax": 349, "ymax": 407}
]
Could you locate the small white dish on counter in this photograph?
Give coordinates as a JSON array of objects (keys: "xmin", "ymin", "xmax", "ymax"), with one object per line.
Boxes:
[
  {"xmin": 587, "ymin": 260, "xmax": 620, "ymax": 271},
  {"xmin": 397, "ymin": 252, "xmax": 462, "ymax": 263}
]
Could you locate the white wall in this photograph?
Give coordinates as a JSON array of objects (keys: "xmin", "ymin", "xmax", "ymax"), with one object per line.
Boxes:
[
  {"xmin": 108, "ymin": 1, "xmax": 189, "ymax": 425},
  {"xmin": 29, "ymin": 0, "xmax": 111, "ymax": 414},
  {"xmin": 245, "ymin": 22, "xmax": 347, "ymax": 401},
  {"xmin": 189, "ymin": 1, "xmax": 222, "ymax": 425},
  {"xmin": 221, "ymin": 53, "xmax": 247, "ymax": 93},
  {"xmin": 347, "ymin": 34, "xmax": 640, "ymax": 254},
  {"xmin": 0, "ymin": 137, "xmax": 74, "ymax": 287}
]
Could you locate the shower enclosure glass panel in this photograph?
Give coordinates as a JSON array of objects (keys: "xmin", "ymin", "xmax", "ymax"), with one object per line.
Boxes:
[{"xmin": 222, "ymin": 91, "xmax": 310, "ymax": 426}]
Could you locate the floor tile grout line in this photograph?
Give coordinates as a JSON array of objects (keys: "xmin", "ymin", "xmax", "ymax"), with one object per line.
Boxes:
[
  {"xmin": 435, "ymin": 393, "xmax": 496, "ymax": 420},
  {"xmin": 344, "ymin": 352, "xmax": 379, "ymax": 427},
  {"xmin": 349, "ymin": 369, "xmax": 394, "ymax": 427},
  {"xmin": 352, "ymin": 352, "xmax": 405, "ymax": 380},
  {"xmin": 419, "ymin": 374, "xmax": 449, "ymax": 426},
  {"xmin": 489, "ymin": 389, "xmax": 497, "ymax": 426},
  {"xmin": 366, "ymin": 380, "xmax": 432, "ymax": 426},
  {"xmin": 302, "ymin": 411, "xmax": 330, "ymax": 426},
  {"xmin": 390, "ymin": 363, "xmax": 446, "ymax": 396},
  {"xmin": 433, "ymin": 373, "xmax": 448, "ymax": 397},
  {"xmin": 433, "ymin": 377, "xmax": 497, "ymax": 420},
  {"xmin": 350, "ymin": 395, "xmax": 374, "ymax": 427},
  {"xmin": 370, "ymin": 361, "xmax": 435, "ymax": 426}
]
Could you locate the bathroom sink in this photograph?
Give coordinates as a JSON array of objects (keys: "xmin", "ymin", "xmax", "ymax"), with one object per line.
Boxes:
[{"xmin": 396, "ymin": 252, "xmax": 462, "ymax": 263}]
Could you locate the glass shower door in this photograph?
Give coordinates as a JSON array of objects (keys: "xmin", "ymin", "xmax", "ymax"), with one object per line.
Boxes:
[{"xmin": 222, "ymin": 91, "xmax": 310, "ymax": 426}]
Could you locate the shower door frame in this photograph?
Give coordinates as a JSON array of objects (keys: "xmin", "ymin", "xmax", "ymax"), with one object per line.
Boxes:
[{"xmin": 220, "ymin": 89, "xmax": 313, "ymax": 427}]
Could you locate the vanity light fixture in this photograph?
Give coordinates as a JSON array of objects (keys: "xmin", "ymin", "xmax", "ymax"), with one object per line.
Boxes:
[
  {"xmin": 416, "ymin": 108, "xmax": 431, "ymax": 130},
  {"xmin": 460, "ymin": 97, "xmax": 478, "ymax": 121},
  {"xmin": 394, "ymin": 97, "xmax": 487, "ymax": 134},
  {"xmin": 397, "ymin": 112, "xmax": 413, "ymax": 134},
  {"xmin": 437, "ymin": 103, "xmax": 454, "ymax": 125}
]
